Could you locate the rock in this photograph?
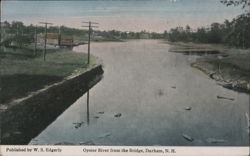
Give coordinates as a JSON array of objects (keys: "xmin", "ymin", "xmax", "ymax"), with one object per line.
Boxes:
[
  {"xmin": 185, "ymin": 107, "xmax": 192, "ymax": 111},
  {"xmin": 73, "ymin": 122, "xmax": 84, "ymax": 129},
  {"xmin": 217, "ymin": 95, "xmax": 234, "ymax": 101},
  {"xmin": 158, "ymin": 89, "xmax": 164, "ymax": 96},
  {"xmin": 0, "ymin": 105, "xmax": 8, "ymax": 110},
  {"xmin": 206, "ymin": 138, "xmax": 226, "ymax": 144},
  {"xmin": 182, "ymin": 133, "xmax": 194, "ymax": 142},
  {"xmin": 99, "ymin": 132, "xmax": 112, "ymax": 139},
  {"xmin": 114, "ymin": 113, "xmax": 122, "ymax": 118},
  {"xmin": 209, "ymin": 73, "xmax": 220, "ymax": 80}
]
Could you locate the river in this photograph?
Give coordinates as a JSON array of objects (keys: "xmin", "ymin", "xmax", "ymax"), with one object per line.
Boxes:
[{"xmin": 30, "ymin": 40, "xmax": 249, "ymax": 146}]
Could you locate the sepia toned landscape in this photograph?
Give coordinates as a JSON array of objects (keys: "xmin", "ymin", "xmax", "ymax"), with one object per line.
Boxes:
[{"xmin": 0, "ymin": 0, "xmax": 249, "ymax": 147}]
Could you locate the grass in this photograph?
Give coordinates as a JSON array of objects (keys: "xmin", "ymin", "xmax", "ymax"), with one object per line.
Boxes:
[
  {"xmin": 0, "ymin": 46, "xmax": 91, "ymax": 104},
  {"xmin": 219, "ymin": 52, "xmax": 250, "ymax": 72},
  {"xmin": 167, "ymin": 41, "xmax": 250, "ymax": 72},
  {"xmin": 175, "ymin": 41, "xmax": 250, "ymax": 93}
]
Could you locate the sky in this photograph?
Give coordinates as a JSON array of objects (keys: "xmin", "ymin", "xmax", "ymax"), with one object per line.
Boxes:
[{"xmin": 1, "ymin": 0, "xmax": 243, "ymax": 32}]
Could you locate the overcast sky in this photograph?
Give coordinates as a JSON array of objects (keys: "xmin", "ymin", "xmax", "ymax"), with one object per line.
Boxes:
[{"xmin": 1, "ymin": 0, "xmax": 243, "ymax": 32}]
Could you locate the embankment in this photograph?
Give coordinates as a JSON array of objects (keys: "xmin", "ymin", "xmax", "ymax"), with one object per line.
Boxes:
[
  {"xmin": 191, "ymin": 60, "xmax": 250, "ymax": 94},
  {"xmin": 168, "ymin": 41, "xmax": 250, "ymax": 94},
  {"xmin": 0, "ymin": 65, "xmax": 104, "ymax": 145}
]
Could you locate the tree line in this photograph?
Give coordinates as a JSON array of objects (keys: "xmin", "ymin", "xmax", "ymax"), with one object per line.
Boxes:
[
  {"xmin": 0, "ymin": 21, "xmax": 88, "ymax": 46},
  {"xmin": 165, "ymin": 0, "xmax": 250, "ymax": 48},
  {"xmin": 165, "ymin": 13, "xmax": 250, "ymax": 48},
  {"xmin": 0, "ymin": 21, "xmax": 164, "ymax": 47},
  {"xmin": 1, "ymin": 0, "xmax": 249, "ymax": 48}
]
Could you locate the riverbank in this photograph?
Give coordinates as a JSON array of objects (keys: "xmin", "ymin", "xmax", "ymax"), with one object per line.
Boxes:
[
  {"xmin": 0, "ymin": 46, "xmax": 95, "ymax": 105},
  {"xmin": 0, "ymin": 45, "xmax": 104, "ymax": 144},
  {"xmin": 167, "ymin": 41, "xmax": 250, "ymax": 94},
  {"xmin": 0, "ymin": 64, "xmax": 103, "ymax": 145}
]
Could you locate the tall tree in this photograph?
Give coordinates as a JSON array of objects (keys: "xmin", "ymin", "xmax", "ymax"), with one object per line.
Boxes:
[{"xmin": 220, "ymin": 0, "xmax": 250, "ymax": 9}]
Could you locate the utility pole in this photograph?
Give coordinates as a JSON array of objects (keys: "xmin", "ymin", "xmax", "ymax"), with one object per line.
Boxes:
[
  {"xmin": 34, "ymin": 25, "xmax": 37, "ymax": 56},
  {"xmin": 39, "ymin": 22, "xmax": 53, "ymax": 61},
  {"xmin": 16, "ymin": 24, "xmax": 19, "ymax": 37},
  {"xmin": 82, "ymin": 21, "xmax": 98, "ymax": 125},
  {"xmin": 82, "ymin": 21, "xmax": 99, "ymax": 64},
  {"xmin": 58, "ymin": 26, "xmax": 61, "ymax": 47},
  {"xmin": 0, "ymin": 22, "xmax": 4, "ymax": 53},
  {"xmin": 16, "ymin": 24, "xmax": 20, "ymax": 48}
]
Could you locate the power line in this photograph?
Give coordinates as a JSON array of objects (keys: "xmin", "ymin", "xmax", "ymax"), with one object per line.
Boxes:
[
  {"xmin": 39, "ymin": 22, "xmax": 53, "ymax": 61},
  {"xmin": 34, "ymin": 25, "xmax": 37, "ymax": 56},
  {"xmin": 82, "ymin": 21, "xmax": 99, "ymax": 65}
]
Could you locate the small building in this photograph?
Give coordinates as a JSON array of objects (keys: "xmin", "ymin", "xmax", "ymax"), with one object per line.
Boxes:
[
  {"xmin": 47, "ymin": 33, "xmax": 59, "ymax": 45},
  {"xmin": 37, "ymin": 33, "xmax": 58, "ymax": 45},
  {"xmin": 37, "ymin": 33, "xmax": 74, "ymax": 47},
  {"xmin": 60, "ymin": 35, "xmax": 74, "ymax": 47}
]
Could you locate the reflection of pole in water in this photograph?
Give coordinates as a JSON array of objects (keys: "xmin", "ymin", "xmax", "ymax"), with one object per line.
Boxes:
[{"xmin": 87, "ymin": 91, "xmax": 90, "ymax": 125}]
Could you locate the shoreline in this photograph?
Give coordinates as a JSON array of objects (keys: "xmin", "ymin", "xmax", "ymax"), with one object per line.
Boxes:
[
  {"xmin": 191, "ymin": 61, "xmax": 250, "ymax": 94},
  {"xmin": 0, "ymin": 64, "xmax": 104, "ymax": 145},
  {"xmin": 167, "ymin": 41, "xmax": 250, "ymax": 94},
  {"xmin": 0, "ymin": 45, "xmax": 104, "ymax": 144}
]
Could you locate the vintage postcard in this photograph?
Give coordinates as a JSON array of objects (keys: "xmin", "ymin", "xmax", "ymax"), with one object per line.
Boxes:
[{"xmin": 0, "ymin": 0, "xmax": 249, "ymax": 155}]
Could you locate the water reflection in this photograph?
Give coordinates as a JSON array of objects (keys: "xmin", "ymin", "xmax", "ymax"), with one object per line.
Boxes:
[
  {"xmin": 31, "ymin": 40, "xmax": 249, "ymax": 146},
  {"xmin": 87, "ymin": 91, "xmax": 90, "ymax": 125}
]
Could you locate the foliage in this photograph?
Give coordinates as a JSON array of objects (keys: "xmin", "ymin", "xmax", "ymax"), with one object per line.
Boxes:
[
  {"xmin": 1, "ymin": 21, "xmax": 88, "ymax": 46},
  {"xmin": 165, "ymin": 13, "xmax": 250, "ymax": 48},
  {"xmin": 220, "ymin": 0, "xmax": 250, "ymax": 8}
]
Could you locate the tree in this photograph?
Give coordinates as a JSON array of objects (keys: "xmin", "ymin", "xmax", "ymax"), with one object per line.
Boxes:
[
  {"xmin": 220, "ymin": 0, "xmax": 250, "ymax": 48},
  {"xmin": 208, "ymin": 22, "xmax": 223, "ymax": 43},
  {"xmin": 220, "ymin": 0, "xmax": 250, "ymax": 9},
  {"xmin": 195, "ymin": 27, "xmax": 208, "ymax": 43}
]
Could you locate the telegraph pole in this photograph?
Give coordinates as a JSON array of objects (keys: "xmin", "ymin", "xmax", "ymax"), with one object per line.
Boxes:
[
  {"xmin": 82, "ymin": 21, "xmax": 99, "ymax": 64},
  {"xmin": 39, "ymin": 22, "xmax": 53, "ymax": 61},
  {"xmin": 82, "ymin": 21, "xmax": 98, "ymax": 125},
  {"xmin": 16, "ymin": 24, "xmax": 20, "ymax": 48},
  {"xmin": 16, "ymin": 24, "xmax": 19, "ymax": 37},
  {"xmin": 34, "ymin": 25, "xmax": 37, "ymax": 56},
  {"xmin": 58, "ymin": 26, "xmax": 61, "ymax": 47}
]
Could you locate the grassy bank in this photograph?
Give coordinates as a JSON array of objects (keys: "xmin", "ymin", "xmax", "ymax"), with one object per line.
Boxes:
[
  {"xmin": 0, "ymin": 46, "xmax": 92, "ymax": 105},
  {"xmin": 168, "ymin": 41, "xmax": 250, "ymax": 94}
]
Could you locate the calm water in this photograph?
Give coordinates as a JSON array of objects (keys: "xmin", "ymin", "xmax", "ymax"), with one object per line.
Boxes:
[{"xmin": 30, "ymin": 40, "xmax": 249, "ymax": 146}]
